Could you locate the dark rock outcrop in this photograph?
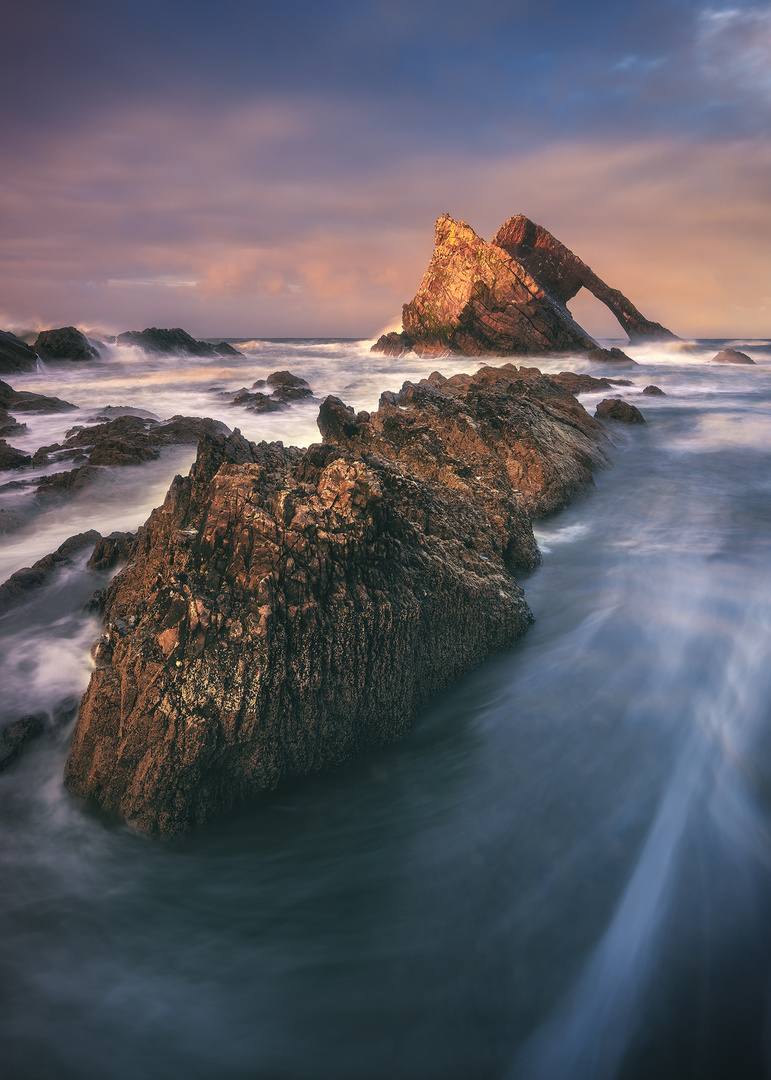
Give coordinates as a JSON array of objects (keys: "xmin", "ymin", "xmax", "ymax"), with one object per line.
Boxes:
[
  {"xmin": 0, "ymin": 530, "xmax": 102, "ymax": 612},
  {"xmin": 33, "ymin": 413, "xmax": 230, "ymax": 469},
  {"xmin": 64, "ymin": 367, "xmax": 609, "ymax": 837},
  {"xmin": 213, "ymin": 341, "xmax": 243, "ymax": 357},
  {"xmin": 0, "ymin": 717, "xmax": 45, "ymax": 772},
  {"xmin": 34, "ymin": 327, "xmax": 101, "ymax": 362},
  {"xmin": 372, "ymin": 214, "xmax": 676, "ymax": 359},
  {"xmin": 0, "ymin": 380, "xmax": 76, "ymax": 413},
  {"xmin": 0, "ymin": 330, "xmax": 38, "ymax": 375},
  {"xmin": 712, "ymin": 348, "xmax": 754, "ymax": 365},
  {"xmin": 642, "ymin": 385, "xmax": 665, "ymax": 396},
  {"xmin": 117, "ymin": 327, "xmax": 219, "ymax": 358},
  {"xmin": 586, "ymin": 347, "xmax": 637, "ymax": 365},
  {"xmin": 0, "ymin": 440, "xmax": 32, "ymax": 470},
  {"xmin": 231, "ymin": 371, "xmax": 314, "ymax": 412},
  {"xmin": 595, "ymin": 398, "xmax": 646, "ymax": 424},
  {"xmin": 551, "ymin": 372, "xmax": 633, "ymax": 395},
  {"xmin": 0, "ymin": 409, "xmax": 28, "ymax": 438}
]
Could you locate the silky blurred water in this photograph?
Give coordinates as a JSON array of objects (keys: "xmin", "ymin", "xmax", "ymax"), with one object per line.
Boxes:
[{"xmin": 1, "ymin": 337, "xmax": 770, "ymax": 1079}]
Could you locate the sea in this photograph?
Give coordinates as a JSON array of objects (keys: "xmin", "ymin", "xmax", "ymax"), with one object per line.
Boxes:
[{"xmin": 1, "ymin": 336, "xmax": 770, "ymax": 1079}]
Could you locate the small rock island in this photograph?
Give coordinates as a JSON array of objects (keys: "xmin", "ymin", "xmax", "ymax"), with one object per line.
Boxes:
[{"xmin": 373, "ymin": 213, "xmax": 676, "ymax": 358}]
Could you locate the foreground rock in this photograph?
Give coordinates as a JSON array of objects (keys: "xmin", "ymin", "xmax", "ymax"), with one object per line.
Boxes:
[
  {"xmin": 0, "ymin": 330, "xmax": 38, "ymax": 374},
  {"xmin": 712, "ymin": 348, "xmax": 754, "ymax": 365},
  {"xmin": 64, "ymin": 367, "xmax": 609, "ymax": 837},
  {"xmin": 35, "ymin": 326, "xmax": 101, "ymax": 362},
  {"xmin": 373, "ymin": 214, "xmax": 676, "ymax": 358}
]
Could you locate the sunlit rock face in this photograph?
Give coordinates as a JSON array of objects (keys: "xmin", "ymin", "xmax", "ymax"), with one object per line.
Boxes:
[
  {"xmin": 64, "ymin": 366, "xmax": 608, "ymax": 838},
  {"xmin": 372, "ymin": 213, "xmax": 676, "ymax": 358},
  {"xmin": 386, "ymin": 214, "xmax": 595, "ymax": 359}
]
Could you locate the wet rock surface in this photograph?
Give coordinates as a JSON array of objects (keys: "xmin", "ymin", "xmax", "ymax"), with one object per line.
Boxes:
[
  {"xmin": 34, "ymin": 326, "xmax": 101, "ymax": 362},
  {"xmin": 0, "ymin": 716, "xmax": 45, "ymax": 771},
  {"xmin": 230, "ymin": 371, "xmax": 314, "ymax": 412},
  {"xmin": 64, "ymin": 366, "xmax": 610, "ymax": 837},
  {"xmin": 26, "ymin": 414, "xmax": 231, "ymax": 494},
  {"xmin": 0, "ymin": 530, "xmax": 102, "ymax": 612},
  {"xmin": 0, "ymin": 440, "xmax": 32, "ymax": 470},
  {"xmin": 0, "ymin": 379, "xmax": 77, "ymax": 413},
  {"xmin": 595, "ymin": 398, "xmax": 647, "ymax": 424},
  {"xmin": 585, "ymin": 346, "xmax": 637, "ymax": 364},
  {"xmin": 372, "ymin": 214, "xmax": 676, "ymax": 358},
  {"xmin": 642, "ymin": 385, "xmax": 666, "ymax": 396}
]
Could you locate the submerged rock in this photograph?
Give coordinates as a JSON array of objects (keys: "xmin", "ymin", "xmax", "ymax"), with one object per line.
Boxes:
[
  {"xmin": 35, "ymin": 326, "xmax": 101, "ymax": 362},
  {"xmin": 586, "ymin": 347, "xmax": 637, "ymax": 365},
  {"xmin": 372, "ymin": 214, "xmax": 676, "ymax": 359},
  {"xmin": 64, "ymin": 368, "xmax": 609, "ymax": 837},
  {"xmin": 231, "ymin": 371, "xmax": 313, "ymax": 412},
  {"xmin": 0, "ymin": 330, "xmax": 38, "ymax": 375}
]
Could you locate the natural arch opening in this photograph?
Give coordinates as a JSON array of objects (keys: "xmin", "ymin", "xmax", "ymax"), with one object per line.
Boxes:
[{"xmin": 567, "ymin": 287, "xmax": 628, "ymax": 344}]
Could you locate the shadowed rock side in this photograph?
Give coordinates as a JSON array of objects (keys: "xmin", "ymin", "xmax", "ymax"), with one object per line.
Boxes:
[
  {"xmin": 492, "ymin": 216, "xmax": 677, "ymax": 344},
  {"xmin": 0, "ymin": 330, "xmax": 38, "ymax": 374},
  {"xmin": 35, "ymin": 326, "xmax": 101, "ymax": 361},
  {"xmin": 64, "ymin": 369, "xmax": 609, "ymax": 837},
  {"xmin": 373, "ymin": 213, "xmax": 676, "ymax": 357}
]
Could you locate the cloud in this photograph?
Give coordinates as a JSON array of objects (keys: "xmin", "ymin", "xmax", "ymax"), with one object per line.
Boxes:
[{"xmin": 697, "ymin": 7, "xmax": 771, "ymax": 103}]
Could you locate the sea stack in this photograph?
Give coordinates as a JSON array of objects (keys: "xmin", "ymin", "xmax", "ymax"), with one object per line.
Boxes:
[{"xmin": 372, "ymin": 214, "xmax": 676, "ymax": 358}]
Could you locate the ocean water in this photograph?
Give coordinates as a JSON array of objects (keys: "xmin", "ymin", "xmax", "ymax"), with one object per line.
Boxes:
[{"xmin": 1, "ymin": 337, "xmax": 770, "ymax": 1079}]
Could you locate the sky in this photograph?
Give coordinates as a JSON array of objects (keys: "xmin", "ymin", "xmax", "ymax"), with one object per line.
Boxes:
[{"xmin": 2, "ymin": 0, "xmax": 770, "ymax": 340}]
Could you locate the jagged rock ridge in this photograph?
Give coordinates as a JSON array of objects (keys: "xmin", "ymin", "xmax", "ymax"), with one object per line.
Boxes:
[
  {"xmin": 64, "ymin": 365, "xmax": 609, "ymax": 838},
  {"xmin": 373, "ymin": 213, "xmax": 676, "ymax": 358}
]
